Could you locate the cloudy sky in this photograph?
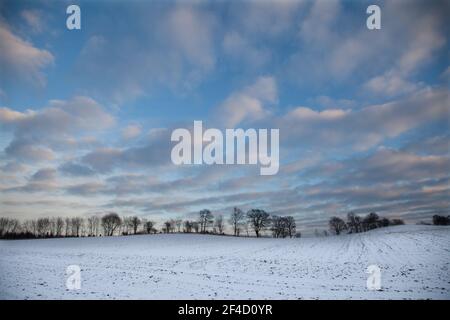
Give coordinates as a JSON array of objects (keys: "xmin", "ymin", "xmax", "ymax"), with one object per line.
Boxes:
[{"xmin": 0, "ymin": 0, "xmax": 448, "ymax": 232}]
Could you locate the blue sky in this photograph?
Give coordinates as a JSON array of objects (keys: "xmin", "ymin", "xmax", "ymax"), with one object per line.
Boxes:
[{"xmin": 0, "ymin": 0, "xmax": 449, "ymax": 232}]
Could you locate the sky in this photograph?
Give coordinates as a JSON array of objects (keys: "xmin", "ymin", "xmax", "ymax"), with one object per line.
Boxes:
[{"xmin": 0, "ymin": 0, "xmax": 449, "ymax": 232}]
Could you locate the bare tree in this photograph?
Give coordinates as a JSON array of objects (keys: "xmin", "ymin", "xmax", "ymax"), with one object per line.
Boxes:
[
  {"xmin": 271, "ymin": 216, "xmax": 296, "ymax": 238},
  {"xmin": 271, "ymin": 216, "xmax": 284, "ymax": 238},
  {"xmin": 229, "ymin": 207, "xmax": 245, "ymax": 236},
  {"xmin": 0, "ymin": 218, "xmax": 20, "ymax": 236},
  {"xmin": 0, "ymin": 218, "xmax": 9, "ymax": 237},
  {"xmin": 163, "ymin": 220, "xmax": 173, "ymax": 233},
  {"xmin": 214, "ymin": 215, "xmax": 224, "ymax": 234},
  {"xmin": 175, "ymin": 219, "xmax": 183, "ymax": 232},
  {"xmin": 37, "ymin": 218, "xmax": 51, "ymax": 237},
  {"xmin": 347, "ymin": 212, "xmax": 362, "ymax": 233},
  {"xmin": 101, "ymin": 213, "xmax": 122, "ymax": 236},
  {"xmin": 55, "ymin": 217, "xmax": 64, "ymax": 236},
  {"xmin": 65, "ymin": 217, "xmax": 71, "ymax": 236},
  {"xmin": 198, "ymin": 209, "xmax": 213, "ymax": 233},
  {"xmin": 87, "ymin": 216, "xmax": 100, "ymax": 236},
  {"xmin": 192, "ymin": 221, "xmax": 200, "ymax": 233},
  {"xmin": 130, "ymin": 216, "xmax": 141, "ymax": 234},
  {"xmin": 362, "ymin": 212, "xmax": 380, "ymax": 231},
  {"xmin": 22, "ymin": 220, "xmax": 36, "ymax": 235},
  {"xmin": 144, "ymin": 220, "xmax": 155, "ymax": 234},
  {"xmin": 329, "ymin": 216, "xmax": 347, "ymax": 235},
  {"xmin": 71, "ymin": 217, "xmax": 83, "ymax": 237},
  {"xmin": 285, "ymin": 216, "xmax": 296, "ymax": 238},
  {"xmin": 122, "ymin": 217, "xmax": 132, "ymax": 234},
  {"xmin": 247, "ymin": 209, "xmax": 270, "ymax": 237},
  {"xmin": 183, "ymin": 220, "xmax": 193, "ymax": 233}
]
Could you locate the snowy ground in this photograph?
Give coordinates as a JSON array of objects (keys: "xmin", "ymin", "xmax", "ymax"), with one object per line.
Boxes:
[{"xmin": 0, "ymin": 225, "xmax": 449, "ymax": 299}]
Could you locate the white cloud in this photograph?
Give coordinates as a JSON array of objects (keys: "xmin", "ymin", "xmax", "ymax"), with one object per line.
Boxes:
[
  {"xmin": 0, "ymin": 96, "xmax": 114, "ymax": 162},
  {"xmin": 279, "ymin": 87, "xmax": 448, "ymax": 151},
  {"xmin": 122, "ymin": 125, "xmax": 142, "ymax": 140},
  {"xmin": 164, "ymin": 6, "xmax": 216, "ymax": 71},
  {"xmin": 21, "ymin": 10, "xmax": 45, "ymax": 33},
  {"xmin": 214, "ymin": 76, "xmax": 277, "ymax": 127},
  {"xmin": 364, "ymin": 70, "xmax": 420, "ymax": 96},
  {"xmin": 0, "ymin": 23, "xmax": 53, "ymax": 86}
]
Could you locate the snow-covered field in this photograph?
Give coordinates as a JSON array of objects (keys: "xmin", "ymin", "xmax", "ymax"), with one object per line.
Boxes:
[{"xmin": 0, "ymin": 225, "xmax": 449, "ymax": 300}]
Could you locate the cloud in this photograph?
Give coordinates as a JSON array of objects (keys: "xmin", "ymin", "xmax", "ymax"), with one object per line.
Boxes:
[
  {"xmin": 121, "ymin": 125, "xmax": 142, "ymax": 140},
  {"xmin": 164, "ymin": 6, "xmax": 216, "ymax": 71},
  {"xmin": 364, "ymin": 71, "xmax": 421, "ymax": 96},
  {"xmin": 75, "ymin": 3, "xmax": 218, "ymax": 103},
  {"xmin": 30, "ymin": 168, "xmax": 56, "ymax": 182},
  {"xmin": 299, "ymin": 0, "xmax": 340, "ymax": 44},
  {"xmin": 222, "ymin": 32, "xmax": 271, "ymax": 69},
  {"xmin": 0, "ymin": 96, "xmax": 114, "ymax": 162},
  {"xmin": 278, "ymin": 87, "xmax": 448, "ymax": 151},
  {"xmin": 403, "ymin": 135, "xmax": 450, "ymax": 156},
  {"xmin": 59, "ymin": 162, "xmax": 95, "ymax": 177},
  {"xmin": 66, "ymin": 182, "xmax": 105, "ymax": 196},
  {"xmin": 21, "ymin": 9, "xmax": 45, "ymax": 33},
  {"xmin": 82, "ymin": 127, "xmax": 172, "ymax": 173},
  {"xmin": 233, "ymin": 0, "xmax": 304, "ymax": 37},
  {"xmin": 214, "ymin": 76, "xmax": 277, "ymax": 127},
  {"xmin": 3, "ymin": 168, "xmax": 58, "ymax": 193},
  {"xmin": 0, "ymin": 22, "xmax": 53, "ymax": 86}
]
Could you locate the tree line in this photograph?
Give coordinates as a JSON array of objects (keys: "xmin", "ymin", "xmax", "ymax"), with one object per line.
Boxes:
[
  {"xmin": 328, "ymin": 212, "xmax": 405, "ymax": 235},
  {"xmin": 1, "ymin": 209, "xmax": 447, "ymax": 240},
  {"xmin": 160, "ymin": 208, "xmax": 298, "ymax": 238},
  {"xmin": 0, "ymin": 208, "xmax": 298, "ymax": 239}
]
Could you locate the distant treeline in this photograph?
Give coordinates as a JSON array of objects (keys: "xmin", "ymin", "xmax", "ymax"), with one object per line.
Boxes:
[
  {"xmin": 327, "ymin": 212, "xmax": 405, "ymax": 236},
  {"xmin": 0, "ymin": 209, "xmax": 297, "ymax": 240},
  {"xmin": 0, "ymin": 210, "xmax": 447, "ymax": 240}
]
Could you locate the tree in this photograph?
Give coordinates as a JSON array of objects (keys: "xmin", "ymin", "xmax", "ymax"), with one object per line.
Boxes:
[
  {"xmin": 432, "ymin": 215, "xmax": 450, "ymax": 226},
  {"xmin": 101, "ymin": 213, "xmax": 122, "ymax": 236},
  {"xmin": 363, "ymin": 212, "xmax": 380, "ymax": 231},
  {"xmin": 87, "ymin": 216, "xmax": 100, "ymax": 236},
  {"xmin": 130, "ymin": 216, "xmax": 141, "ymax": 234},
  {"xmin": 271, "ymin": 216, "xmax": 296, "ymax": 238},
  {"xmin": 347, "ymin": 212, "xmax": 362, "ymax": 233},
  {"xmin": 285, "ymin": 216, "xmax": 296, "ymax": 238},
  {"xmin": 175, "ymin": 218, "xmax": 183, "ymax": 232},
  {"xmin": 329, "ymin": 216, "xmax": 346, "ymax": 235},
  {"xmin": 229, "ymin": 207, "xmax": 245, "ymax": 236},
  {"xmin": 71, "ymin": 217, "xmax": 83, "ymax": 237},
  {"xmin": 55, "ymin": 217, "xmax": 64, "ymax": 236},
  {"xmin": 163, "ymin": 220, "xmax": 173, "ymax": 233},
  {"xmin": 379, "ymin": 217, "xmax": 390, "ymax": 227},
  {"xmin": 192, "ymin": 221, "xmax": 200, "ymax": 233},
  {"xmin": 391, "ymin": 218, "xmax": 405, "ymax": 226},
  {"xmin": 247, "ymin": 209, "xmax": 270, "ymax": 237},
  {"xmin": 0, "ymin": 218, "xmax": 20, "ymax": 237},
  {"xmin": 144, "ymin": 220, "xmax": 155, "ymax": 234},
  {"xmin": 271, "ymin": 216, "xmax": 284, "ymax": 238},
  {"xmin": 198, "ymin": 209, "xmax": 214, "ymax": 233},
  {"xmin": 122, "ymin": 217, "xmax": 133, "ymax": 234},
  {"xmin": 65, "ymin": 217, "xmax": 71, "ymax": 236},
  {"xmin": 37, "ymin": 217, "xmax": 50, "ymax": 237},
  {"xmin": 214, "ymin": 215, "xmax": 224, "ymax": 234},
  {"xmin": 183, "ymin": 220, "xmax": 193, "ymax": 233}
]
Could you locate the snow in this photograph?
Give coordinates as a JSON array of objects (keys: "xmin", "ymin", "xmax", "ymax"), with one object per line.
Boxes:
[{"xmin": 0, "ymin": 225, "xmax": 449, "ymax": 299}]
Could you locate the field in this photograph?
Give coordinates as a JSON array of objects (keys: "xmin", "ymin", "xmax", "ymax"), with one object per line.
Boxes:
[{"xmin": 0, "ymin": 225, "xmax": 449, "ymax": 299}]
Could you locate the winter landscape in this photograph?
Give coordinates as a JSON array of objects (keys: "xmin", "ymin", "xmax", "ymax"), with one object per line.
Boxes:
[
  {"xmin": 1, "ymin": 0, "xmax": 449, "ymax": 302},
  {"xmin": 1, "ymin": 224, "xmax": 449, "ymax": 300}
]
